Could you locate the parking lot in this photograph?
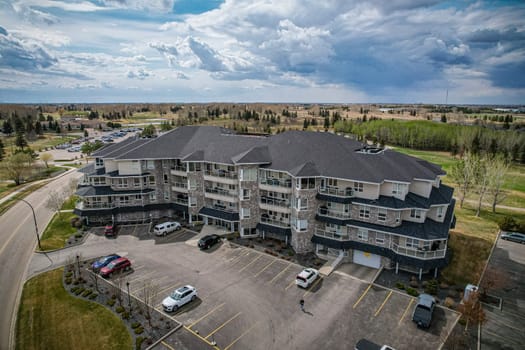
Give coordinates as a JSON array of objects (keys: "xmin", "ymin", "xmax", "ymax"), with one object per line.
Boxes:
[
  {"xmin": 93, "ymin": 224, "xmax": 459, "ymax": 350},
  {"xmin": 478, "ymin": 235, "xmax": 525, "ymax": 350}
]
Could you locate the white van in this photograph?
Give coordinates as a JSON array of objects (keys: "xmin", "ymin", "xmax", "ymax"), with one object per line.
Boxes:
[{"xmin": 154, "ymin": 221, "xmax": 182, "ymax": 236}]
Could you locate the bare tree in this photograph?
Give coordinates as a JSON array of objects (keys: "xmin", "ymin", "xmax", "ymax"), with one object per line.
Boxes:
[
  {"xmin": 68, "ymin": 178, "xmax": 78, "ymax": 195},
  {"xmin": 0, "ymin": 152, "xmax": 34, "ymax": 185},
  {"xmin": 40, "ymin": 152, "xmax": 53, "ymax": 168},
  {"xmin": 474, "ymin": 156, "xmax": 490, "ymax": 217},
  {"xmin": 480, "ymin": 266, "xmax": 509, "ymax": 299},
  {"xmin": 487, "ymin": 155, "xmax": 510, "ymax": 213},
  {"xmin": 140, "ymin": 280, "xmax": 160, "ymax": 328},
  {"xmin": 46, "ymin": 190, "xmax": 65, "ymax": 217},
  {"xmin": 457, "ymin": 290, "xmax": 486, "ymax": 332},
  {"xmin": 449, "ymin": 152, "xmax": 478, "ymax": 208}
]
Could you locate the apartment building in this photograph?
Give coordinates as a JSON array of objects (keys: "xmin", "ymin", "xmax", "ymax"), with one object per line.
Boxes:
[{"xmin": 75, "ymin": 126, "xmax": 455, "ymax": 278}]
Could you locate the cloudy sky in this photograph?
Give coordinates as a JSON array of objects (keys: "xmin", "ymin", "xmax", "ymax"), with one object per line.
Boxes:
[{"xmin": 0, "ymin": 0, "xmax": 524, "ymax": 104}]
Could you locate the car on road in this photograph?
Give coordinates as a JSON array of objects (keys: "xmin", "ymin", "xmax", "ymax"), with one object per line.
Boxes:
[
  {"xmin": 100, "ymin": 257, "xmax": 131, "ymax": 278},
  {"xmin": 355, "ymin": 339, "xmax": 395, "ymax": 350},
  {"xmin": 91, "ymin": 254, "xmax": 120, "ymax": 272},
  {"xmin": 153, "ymin": 221, "xmax": 182, "ymax": 236},
  {"xmin": 104, "ymin": 224, "xmax": 117, "ymax": 237},
  {"xmin": 500, "ymin": 232, "xmax": 525, "ymax": 244},
  {"xmin": 295, "ymin": 268, "xmax": 319, "ymax": 288},
  {"xmin": 412, "ymin": 293, "xmax": 436, "ymax": 328},
  {"xmin": 162, "ymin": 285, "xmax": 198, "ymax": 312},
  {"xmin": 198, "ymin": 234, "xmax": 221, "ymax": 250}
]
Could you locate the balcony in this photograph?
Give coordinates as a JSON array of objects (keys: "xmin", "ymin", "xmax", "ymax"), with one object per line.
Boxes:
[
  {"xmin": 173, "ymin": 197, "xmax": 188, "ymax": 206},
  {"xmin": 170, "ymin": 166, "xmax": 187, "ymax": 177},
  {"xmin": 314, "ymin": 228, "xmax": 350, "ymax": 241},
  {"xmin": 318, "ymin": 187, "xmax": 354, "ymax": 198},
  {"xmin": 204, "ymin": 170, "xmax": 238, "ymax": 185},
  {"xmin": 259, "ymin": 196, "xmax": 291, "ymax": 213},
  {"xmin": 260, "ymin": 216, "xmax": 291, "ymax": 228},
  {"xmin": 317, "ymin": 207, "xmax": 351, "ymax": 219},
  {"xmin": 75, "ymin": 202, "xmax": 116, "ymax": 210},
  {"xmin": 204, "ymin": 187, "xmax": 238, "ymax": 202},
  {"xmin": 390, "ymin": 242, "xmax": 446, "ymax": 259},
  {"xmin": 171, "ymin": 182, "xmax": 188, "ymax": 193},
  {"xmin": 259, "ymin": 178, "xmax": 292, "ymax": 194}
]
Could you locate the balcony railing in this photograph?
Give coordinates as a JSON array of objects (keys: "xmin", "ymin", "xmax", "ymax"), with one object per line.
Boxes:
[
  {"xmin": 174, "ymin": 197, "xmax": 188, "ymax": 205},
  {"xmin": 317, "ymin": 207, "xmax": 351, "ymax": 219},
  {"xmin": 259, "ymin": 178, "xmax": 292, "ymax": 188},
  {"xmin": 204, "ymin": 170, "xmax": 238, "ymax": 180},
  {"xmin": 319, "ymin": 187, "xmax": 354, "ymax": 197},
  {"xmin": 314, "ymin": 228, "xmax": 350, "ymax": 241},
  {"xmin": 76, "ymin": 202, "xmax": 116, "ymax": 210},
  {"xmin": 390, "ymin": 242, "xmax": 446, "ymax": 259},
  {"xmin": 260, "ymin": 196, "xmax": 290, "ymax": 208},
  {"xmin": 171, "ymin": 165, "xmax": 186, "ymax": 172},
  {"xmin": 205, "ymin": 187, "xmax": 237, "ymax": 198},
  {"xmin": 260, "ymin": 216, "xmax": 291, "ymax": 228},
  {"xmin": 212, "ymin": 204, "xmax": 238, "ymax": 213},
  {"xmin": 172, "ymin": 182, "xmax": 187, "ymax": 189}
]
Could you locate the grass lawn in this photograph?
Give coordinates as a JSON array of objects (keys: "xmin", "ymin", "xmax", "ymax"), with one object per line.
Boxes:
[
  {"xmin": 39, "ymin": 212, "xmax": 78, "ymax": 251},
  {"xmin": 16, "ymin": 268, "xmax": 131, "ymax": 350}
]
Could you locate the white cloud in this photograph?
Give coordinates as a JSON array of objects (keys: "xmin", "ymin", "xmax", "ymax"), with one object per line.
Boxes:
[
  {"xmin": 101, "ymin": 0, "xmax": 175, "ymax": 13},
  {"xmin": 127, "ymin": 68, "xmax": 151, "ymax": 79}
]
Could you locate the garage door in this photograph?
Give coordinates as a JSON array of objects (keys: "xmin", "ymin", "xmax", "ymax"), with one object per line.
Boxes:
[{"xmin": 353, "ymin": 250, "xmax": 381, "ymax": 269}]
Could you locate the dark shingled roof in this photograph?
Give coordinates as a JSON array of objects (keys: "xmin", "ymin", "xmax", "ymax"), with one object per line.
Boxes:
[
  {"xmin": 75, "ymin": 186, "xmax": 154, "ymax": 197},
  {"xmin": 93, "ymin": 136, "xmax": 149, "ymax": 158},
  {"xmin": 100, "ymin": 126, "xmax": 445, "ymax": 183},
  {"xmin": 199, "ymin": 207, "xmax": 240, "ymax": 222}
]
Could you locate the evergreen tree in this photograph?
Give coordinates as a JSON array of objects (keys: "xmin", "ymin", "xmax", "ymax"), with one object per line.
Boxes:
[
  {"xmin": 2, "ymin": 120, "xmax": 13, "ymax": 135},
  {"xmin": 35, "ymin": 121, "xmax": 43, "ymax": 135},
  {"xmin": 0, "ymin": 139, "xmax": 4, "ymax": 161},
  {"xmin": 15, "ymin": 132, "xmax": 28, "ymax": 149}
]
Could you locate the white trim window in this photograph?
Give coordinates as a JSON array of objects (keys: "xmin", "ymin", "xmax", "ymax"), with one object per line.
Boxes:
[
  {"xmin": 242, "ymin": 188, "xmax": 250, "ymax": 200},
  {"xmin": 437, "ymin": 206, "xmax": 445, "ymax": 218},
  {"xmin": 359, "ymin": 205, "xmax": 370, "ymax": 218},
  {"xmin": 353, "ymin": 182, "xmax": 364, "ymax": 192},
  {"xmin": 410, "ymin": 209, "xmax": 422, "ymax": 219},
  {"xmin": 164, "ymin": 191, "xmax": 169, "ymax": 200},
  {"xmin": 406, "ymin": 238, "xmax": 419, "ymax": 248},
  {"xmin": 146, "ymin": 160, "xmax": 154, "ymax": 169},
  {"xmin": 241, "ymin": 207, "xmax": 251, "ymax": 219},
  {"xmin": 293, "ymin": 219, "xmax": 308, "ymax": 231},
  {"xmin": 134, "ymin": 178, "xmax": 140, "ymax": 187},
  {"xmin": 376, "ymin": 232, "xmax": 385, "ymax": 244},
  {"xmin": 378, "ymin": 208, "xmax": 387, "ymax": 222},
  {"xmin": 357, "ymin": 228, "xmax": 368, "ymax": 241},
  {"xmin": 149, "ymin": 192, "xmax": 157, "ymax": 202},
  {"xmin": 188, "ymin": 197, "xmax": 197, "ymax": 207}
]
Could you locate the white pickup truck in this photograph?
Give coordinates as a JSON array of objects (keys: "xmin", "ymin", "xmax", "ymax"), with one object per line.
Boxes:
[{"xmin": 355, "ymin": 339, "xmax": 395, "ymax": 350}]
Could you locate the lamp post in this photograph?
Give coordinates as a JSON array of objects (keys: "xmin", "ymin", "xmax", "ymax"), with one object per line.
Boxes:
[
  {"xmin": 126, "ymin": 281, "xmax": 132, "ymax": 314},
  {"xmin": 18, "ymin": 198, "xmax": 42, "ymax": 251}
]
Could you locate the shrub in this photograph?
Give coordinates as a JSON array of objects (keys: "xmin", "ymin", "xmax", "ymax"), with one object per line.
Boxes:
[
  {"xmin": 65, "ymin": 278, "xmax": 72, "ymax": 285},
  {"xmin": 89, "ymin": 293, "xmax": 98, "ymax": 300},
  {"xmin": 131, "ymin": 322, "xmax": 141, "ymax": 329},
  {"xmin": 75, "ymin": 233, "xmax": 83, "ymax": 239},
  {"xmin": 409, "ymin": 280, "xmax": 419, "ymax": 288},
  {"xmin": 115, "ymin": 306, "xmax": 125, "ymax": 313},
  {"xmin": 65, "ymin": 272, "xmax": 73, "ymax": 278},
  {"xmin": 70, "ymin": 217, "xmax": 80, "ymax": 227},
  {"xmin": 425, "ymin": 279, "xmax": 439, "ymax": 295},
  {"xmin": 107, "ymin": 299, "xmax": 116, "ymax": 307},
  {"xmin": 498, "ymin": 215, "xmax": 517, "ymax": 231},
  {"xmin": 81, "ymin": 289, "xmax": 92, "ymax": 297},
  {"xmin": 134, "ymin": 327, "xmax": 144, "ymax": 335},
  {"xmin": 444, "ymin": 297, "xmax": 455, "ymax": 308},
  {"xmin": 121, "ymin": 311, "xmax": 130, "ymax": 320},
  {"xmin": 406, "ymin": 287, "xmax": 420, "ymax": 297},
  {"xmin": 135, "ymin": 336, "xmax": 145, "ymax": 350},
  {"xmin": 288, "ymin": 251, "xmax": 294, "ymax": 256},
  {"xmin": 75, "ymin": 287, "xmax": 85, "ymax": 295},
  {"xmin": 70, "ymin": 287, "xmax": 79, "ymax": 293},
  {"xmin": 395, "ymin": 282, "xmax": 405, "ymax": 290}
]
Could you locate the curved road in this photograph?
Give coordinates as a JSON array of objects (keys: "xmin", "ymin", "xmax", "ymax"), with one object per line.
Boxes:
[{"xmin": 0, "ymin": 168, "xmax": 81, "ymax": 350}]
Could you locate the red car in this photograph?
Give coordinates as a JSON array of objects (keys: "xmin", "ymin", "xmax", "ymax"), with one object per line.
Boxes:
[
  {"xmin": 100, "ymin": 257, "xmax": 131, "ymax": 278},
  {"xmin": 104, "ymin": 224, "xmax": 117, "ymax": 238}
]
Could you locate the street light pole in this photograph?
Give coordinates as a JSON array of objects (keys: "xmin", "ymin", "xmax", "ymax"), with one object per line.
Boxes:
[
  {"xmin": 19, "ymin": 198, "xmax": 42, "ymax": 251},
  {"xmin": 126, "ymin": 281, "xmax": 132, "ymax": 315}
]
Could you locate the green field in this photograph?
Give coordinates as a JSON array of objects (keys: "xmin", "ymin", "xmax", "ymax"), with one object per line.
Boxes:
[
  {"xmin": 39, "ymin": 212, "xmax": 78, "ymax": 251},
  {"xmin": 16, "ymin": 268, "xmax": 131, "ymax": 350}
]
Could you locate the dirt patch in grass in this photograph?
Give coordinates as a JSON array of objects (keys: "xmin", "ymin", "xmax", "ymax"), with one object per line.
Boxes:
[
  {"xmin": 16, "ymin": 268, "xmax": 132, "ymax": 350},
  {"xmin": 40, "ymin": 212, "xmax": 78, "ymax": 251}
]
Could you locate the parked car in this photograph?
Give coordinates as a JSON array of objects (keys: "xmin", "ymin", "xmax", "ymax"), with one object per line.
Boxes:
[
  {"xmin": 162, "ymin": 285, "xmax": 198, "ymax": 312},
  {"xmin": 355, "ymin": 339, "xmax": 395, "ymax": 350},
  {"xmin": 153, "ymin": 221, "xmax": 182, "ymax": 236},
  {"xmin": 104, "ymin": 224, "xmax": 117, "ymax": 237},
  {"xmin": 295, "ymin": 268, "xmax": 319, "ymax": 288},
  {"xmin": 100, "ymin": 257, "xmax": 131, "ymax": 278},
  {"xmin": 198, "ymin": 234, "xmax": 221, "ymax": 250},
  {"xmin": 501, "ymin": 232, "xmax": 525, "ymax": 244},
  {"xmin": 412, "ymin": 293, "xmax": 436, "ymax": 328},
  {"xmin": 91, "ymin": 254, "xmax": 120, "ymax": 272}
]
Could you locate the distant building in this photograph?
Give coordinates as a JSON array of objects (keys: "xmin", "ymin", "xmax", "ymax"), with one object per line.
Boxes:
[{"xmin": 75, "ymin": 126, "xmax": 455, "ymax": 278}]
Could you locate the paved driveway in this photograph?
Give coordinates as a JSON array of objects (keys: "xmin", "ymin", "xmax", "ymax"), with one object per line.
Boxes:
[
  {"xmin": 479, "ymin": 235, "xmax": 525, "ymax": 350},
  {"xmin": 28, "ymin": 226, "xmax": 459, "ymax": 350}
]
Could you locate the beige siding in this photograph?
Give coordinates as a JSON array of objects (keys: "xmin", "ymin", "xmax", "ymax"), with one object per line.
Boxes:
[
  {"xmin": 409, "ymin": 180, "xmax": 432, "ymax": 198},
  {"xmin": 357, "ymin": 183, "xmax": 380, "ymax": 199},
  {"xmin": 427, "ymin": 205, "xmax": 448, "ymax": 222},
  {"xmin": 401, "ymin": 209, "xmax": 426, "ymax": 223},
  {"xmin": 104, "ymin": 159, "xmax": 118, "ymax": 173},
  {"xmin": 118, "ymin": 160, "xmax": 142, "ymax": 175}
]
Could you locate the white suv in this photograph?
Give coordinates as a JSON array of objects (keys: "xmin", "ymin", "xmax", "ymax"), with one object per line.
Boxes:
[
  {"xmin": 295, "ymin": 268, "xmax": 319, "ymax": 288},
  {"xmin": 154, "ymin": 221, "xmax": 182, "ymax": 236},
  {"xmin": 162, "ymin": 285, "xmax": 198, "ymax": 312}
]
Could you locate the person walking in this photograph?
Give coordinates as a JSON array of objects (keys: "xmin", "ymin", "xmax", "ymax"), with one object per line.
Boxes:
[{"xmin": 299, "ymin": 299, "xmax": 305, "ymax": 312}]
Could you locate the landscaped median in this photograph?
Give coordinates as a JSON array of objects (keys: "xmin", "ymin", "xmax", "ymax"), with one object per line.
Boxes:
[{"xmin": 16, "ymin": 268, "xmax": 132, "ymax": 350}]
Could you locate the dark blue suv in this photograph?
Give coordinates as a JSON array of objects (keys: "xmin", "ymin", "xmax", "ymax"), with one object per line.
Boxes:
[{"xmin": 91, "ymin": 254, "xmax": 121, "ymax": 272}]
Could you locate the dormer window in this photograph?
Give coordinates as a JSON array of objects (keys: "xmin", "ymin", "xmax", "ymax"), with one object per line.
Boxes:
[
  {"xmin": 392, "ymin": 183, "xmax": 406, "ymax": 196},
  {"xmin": 353, "ymin": 182, "xmax": 363, "ymax": 192},
  {"xmin": 437, "ymin": 206, "xmax": 445, "ymax": 218},
  {"xmin": 410, "ymin": 209, "xmax": 422, "ymax": 219}
]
